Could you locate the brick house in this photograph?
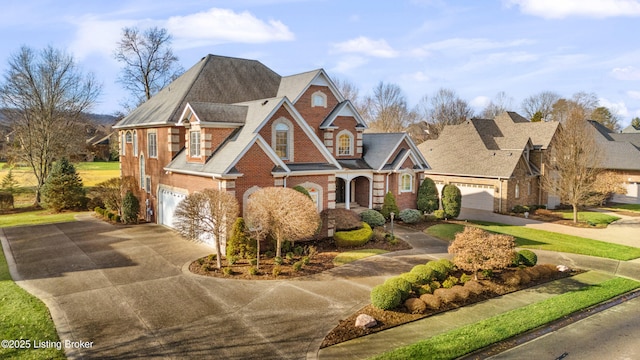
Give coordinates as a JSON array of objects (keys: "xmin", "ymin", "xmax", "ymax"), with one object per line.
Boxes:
[
  {"xmin": 113, "ymin": 55, "xmax": 429, "ymax": 244},
  {"xmin": 417, "ymin": 112, "xmax": 559, "ymax": 212}
]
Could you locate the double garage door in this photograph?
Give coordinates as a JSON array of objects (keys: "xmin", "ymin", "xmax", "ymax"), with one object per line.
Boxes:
[
  {"xmin": 612, "ymin": 183, "xmax": 640, "ymax": 204},
  {"xmin": 437, "ymin": 183, "xmax": 495, "ymax": 211}
]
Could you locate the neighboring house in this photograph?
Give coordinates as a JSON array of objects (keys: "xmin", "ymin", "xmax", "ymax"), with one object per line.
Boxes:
[
  {"xmin": 588, "ymin": 120, "xmax": 640, "ymax": 204},
  {"xmin": 621, "ymin": 123, "xmax": 640, "ymax": 134},
  {"xmin": 113, "ymin": 55, "xmax": 429, "ymax": 244},
  {"xmin": 417, "ymin": 112, "xmax": 559, "ymax": 212}
]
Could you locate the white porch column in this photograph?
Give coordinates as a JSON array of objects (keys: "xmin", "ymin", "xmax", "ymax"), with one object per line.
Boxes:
[
  {"xmin": 345, "ymin": 178, "xmax": 352, "ymax": 210},
  {"xmin": 369, "ymin": 178, "xmax": 373, "ymax": 209}
]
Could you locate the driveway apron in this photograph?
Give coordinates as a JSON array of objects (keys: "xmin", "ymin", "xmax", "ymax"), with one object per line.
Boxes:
[{"xmin": 1, "ymin": 215, "xmax": 449, "ymax": 359}]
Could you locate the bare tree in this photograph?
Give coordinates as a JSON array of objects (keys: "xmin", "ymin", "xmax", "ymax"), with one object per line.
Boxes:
[
  {"xmin": 332, "ymin": 76, "xmax": 360, "ymax": 104},
  {"xmin": 481, "ymin": 91, "xmax": 514, "ymax": 118},
  {"xmin": 417, "ymin": 88, "xmax": 474, "ymax": 138},
  {"xmin": 521, "ymin": 91, "xmax": 560, "ymax": 121},
  {"xmin": 114, "ymin": 26, "xmax": 183, "ymax": 110},
  {"xmin": 551, "ymin": 92, "xmax": 598, "ymax": 123},
  {"xmin": 543, "ymin": 104, "xmax": 602, "ymax": 222},
  {"xmin": 448, "ymin": 227, "xmax": 516, "ymax": 280},
  {"xmin": 173, "ymin": 189, "xmax": 239, "ymax": 269},
  {"xmin": 591, "ymin": 106, "xmax": 621, "ymax": 132},
  {"xmin": 587, "ymin": 171, "xmax": 626, "ymax": 206},
  {"xmin": 245, "ymin": 187, "xmax": 320, "ymax": 259},
  {"xmin": 362, "ymin": 82, "xmax": 415, "ymax": 133},
  {"xmin": 0, "ymin": 46, "xmax": 101, "ymax": 204},
  {"xmin": 91, "ymin": 176, "xmax": 137, "ymax": 215}
]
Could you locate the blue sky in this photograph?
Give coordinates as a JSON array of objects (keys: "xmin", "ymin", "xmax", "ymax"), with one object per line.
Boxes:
[{"xmin": 2, "ymin": 0, "xmax": 639, "ymax": 128}]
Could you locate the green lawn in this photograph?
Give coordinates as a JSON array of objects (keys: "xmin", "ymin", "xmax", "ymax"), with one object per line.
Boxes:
[
  {"xmin": 372, "ymin": 277, "xmax": 640, "ymax": 360},
  {"xmin": 605, "ymin": 204, "xmax": 640, "ymax": 213},
  {"xmin": 0, "ymin": 161, "xmax": 120, "ymax": 188},
  {"xmin": 333, "ymin": 249, "xmax": 388, "ymax": 266},
  {"xmin": 426, "ymin": 223, "xmax": 640, "ymax": 260},
  {"xmin": 555, "ymin": 210, "xmax": 620, "ymax": 226},
  {"xmin": 0, "ymin": 210, "xmax": 82, "ymax": 228},
  {"xmin": 0, "ymin": 240, "xmax": 65, "ymax": 359}
]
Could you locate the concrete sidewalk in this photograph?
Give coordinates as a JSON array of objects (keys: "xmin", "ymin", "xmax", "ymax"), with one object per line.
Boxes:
[{"xmin": 317, "ymin": 271, "xmax": 616, "ymax": 360}]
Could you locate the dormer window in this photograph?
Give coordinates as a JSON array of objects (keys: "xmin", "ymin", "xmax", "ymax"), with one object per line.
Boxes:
[
  {"xmin": 312, "ymin": 91, "xmax": 327, "ymax": 108},
  {"xmin": 272, "ymin": 118, "xmax": 294, "ymax": 160},
  {"xmin": 337, "ymin": 130, "xmax": 354, "ymax": 156},
  {"xmin": 190, "ymin": 130, "xmax": 201, "ymax": 157}
]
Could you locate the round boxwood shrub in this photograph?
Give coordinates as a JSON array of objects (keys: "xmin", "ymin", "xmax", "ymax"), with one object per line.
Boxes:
[
  {"xmin": 334, "ymin": 222, "xmax": 373, "ymax": 247},
  {"xmin": 410, "ymin": 264, "xmax": 435, "ymax": 283},
  {"xmin": 436, "ymin": 259, "xmax": 455, "ymax": 273},
  {"xmin": 433, "ymin": 209, "xmax": 445, "ymax": 220},
  {"xmin": 384, "ymin": 276, "xmax": 412, "ymax": 300},
  {"xmin": 399, "ymin": 209, "xmax": 422, "ymax": 224},
  {"xmin": 517, "ymin": 249, "xmax": 538, "ymax": 267},
  {"xmin": 361, "ymin": 209, "xmax": 385, "ymax": 227},
  {"xmin": 370, "ymin": 284, "xmax": 402, "ymax": 310},
  {"xmin": 400, "ymin": 272, "xmax": 426, "ymax": 291},
  {"xmin": 427, "ymin": 261, "xmax": 449, "ymax": 281}
]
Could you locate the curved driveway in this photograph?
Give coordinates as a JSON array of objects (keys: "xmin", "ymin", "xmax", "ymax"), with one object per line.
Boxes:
[{"xmin": 0, "ymin": 215, "xmax": 448, "ymax": 359}]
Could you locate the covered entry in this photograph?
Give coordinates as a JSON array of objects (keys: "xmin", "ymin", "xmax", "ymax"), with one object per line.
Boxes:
[{"xmin": 335, "ymin": 174, "xmax": 372, "ymax": 209}]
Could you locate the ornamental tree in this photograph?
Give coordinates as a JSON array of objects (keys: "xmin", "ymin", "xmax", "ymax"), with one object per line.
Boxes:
[
  {"xmin": 417, "ymin": 177, "xmax": 439, "ymax": 213},
  {"xmin": 448, "ymin": 227, "xmax": 516, "ymax": 280},
  {"xmin": 441, "ymin": 184, "xmax": 461, "ymax": 219}
]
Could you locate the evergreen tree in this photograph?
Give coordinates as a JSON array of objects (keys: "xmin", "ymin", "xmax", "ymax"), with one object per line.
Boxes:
[
  {"xmin": 1, "ymin": 169, "xmax": 19, "ymax": 194},
  {"xmin": 380, "ymin": 191, "xmax": 399, "ymax": 220},
  {"xmin": 632, "ymin": 117, "xmax": 640, "ymax": 130},
  {"xmin": 530, "ymin": 111, "xmax": 544, "ymax": 122},
  {"xmin": 442, "ymin": 184, "xmax": 462, "ymax": 219},
  {"xmin": 417, "ymin": 177, "xmax": 439, "ymax": 213},
  {"xmin": 122, "ymin": 190, "xmax": 140, "ymax": 224},
  {"xmin": 226, "ymin": 217, "xmax": 257, "ymax": 259},
  {"xmin": 41, "ymin": 158, "xmax": 85, "ymax": 212}
]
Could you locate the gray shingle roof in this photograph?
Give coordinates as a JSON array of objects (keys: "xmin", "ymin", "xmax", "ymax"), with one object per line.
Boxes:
[
  {"xmin": 622, "ymin": 124, "xmax": 640, "ymax": 133},
  {"xmin": 188, "ymin": 102, "xmax": 248, "ymax": 124},
  {"xmin": 418, "ymin": 112, "xmax": 556, "ymax": 178},
  {"xmin": 114, "ymin": 55, "xmax": 281, "ymax": 129},
  {"xmin": 588, "ymin": 120, "xmax": 640, "ymax": 171}
]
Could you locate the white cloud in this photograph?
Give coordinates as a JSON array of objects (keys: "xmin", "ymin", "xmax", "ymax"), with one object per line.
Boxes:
[
  {"xmin": 331, "ymin": 36, "xmax": 398, "ymax": 58},
  {"xmin": 167, "ymin": 8, "xmax": 294, "ymax": 47},
  {"xmin": 599, "ymin": 97, "xmax": 629, "ymax": 117},
  {"xmin": 411, "ymin": 71, "xmax": 431, "ymax": 82},
  {"xmin": 331, "ymin": 56, "xmax": 369, "ymax": 73},
  {"xmin": 627, "ymin": 90, "xmax": 640, "ymax": 99},
  {"xmin": 471, "ymin": 96, "xmax": 491, "ymax": 108},
  {"xmin": 612, "ymin": 66, "xmax": 640, "ymax": 80},
  {"xmin": 505, "ymin": 0, "xmax": 640, "ymax": 19},
  {"xmin": 418, "ymin": 38, "xmax": 533, "ymax": 52},
  {"xmin": 69, "ymin": 16, "xmax": 134, "ymax": 60}
]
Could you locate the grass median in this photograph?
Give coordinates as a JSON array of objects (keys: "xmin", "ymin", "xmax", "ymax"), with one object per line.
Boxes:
[
  {"xmin": 426, "ymin": 223, "xmax": 640, "ymax": 260},
  {"xmin": 0, "ymin": 239, "xmax": 65, "ymax": 359},
  {"xmin": 371, "ymin": 277, "xmax": 640, "ymax": 360},
  {"xmin": 0, "ymin": 210, "xmax": 83, "ymax": 229}
]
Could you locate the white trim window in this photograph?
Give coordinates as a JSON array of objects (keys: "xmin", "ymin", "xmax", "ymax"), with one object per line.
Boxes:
[
  {"xmin": 311, "ymin": 91, "xmax": 327, "ymax": 108},
  {"xmin": 133, "ymin": 131, "xmax": 138, "ymax": 156},
  {"xmin": 139, "ymin": 154, "xmax": 145, "ymax": 189},
  {"xmin": 190, "ymin": 130, "xmax": 201, "ymax": 157},
  {"xmin": 125, "ymin": 131, "xmax": 133, "ymax": 143},
  {"xmin": 337, "ymin": 130, "xmax": 354, "ymax": 156},
  {"xmin": 272, "ymin": 118, "xmax": 294, "ymax": 160},
  {"xmin": 121, "ymin": 132, "xmax": 126, "ymax": 155},
  {"xmin": 515, "ymin": 183, "xmax": 520, "ymax": 199},
  {"xmin": 148, "ymin": 131, "xmax": 158, "ymax": 158},
  {"xmin": 400, "ymin": 173, "xmax": 413, "ymax": 193}
]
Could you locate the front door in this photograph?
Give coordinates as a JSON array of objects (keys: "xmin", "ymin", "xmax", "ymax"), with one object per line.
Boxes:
[{"xmin": 336, "ymin": 178, "xmax": 346, "ymax": 203}]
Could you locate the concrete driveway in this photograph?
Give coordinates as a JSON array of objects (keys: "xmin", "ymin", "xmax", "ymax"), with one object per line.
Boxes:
[{"xmin": 1, "ymin": 215, "xmax": 448, "ymax": 359}]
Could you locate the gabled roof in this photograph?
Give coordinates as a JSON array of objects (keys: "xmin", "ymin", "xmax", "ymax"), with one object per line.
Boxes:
[
  {"xmin": 587, "ymin": 120, "xmax": 640, "ymax": 171},
  {"xmin": 180, "ymin": 102, "xmax": 248, "ymax": 126},
  {"xmin": 319, "ymin": 100, "xmax": 367, "ymax": 129},
  {"xmin": 276, "ymin": 69, "xmax": 344, "ymax": 104},
  {"xmin": 363, "ymin": 133, "xmax": 429, "ymax": 171},
  {"xmin": 622, "ymin": 124, "xmax": 640, "ymax": 133},
  {"xmin": 418, "ymin": 111, "xmax": 552, "ymax": 178},
  {"xmin": 114, "ymin": 55, "xmax": 281, "ymax": 129}
]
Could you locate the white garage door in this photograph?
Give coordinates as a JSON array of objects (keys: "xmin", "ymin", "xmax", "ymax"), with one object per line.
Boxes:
[
  {"xmin": 455, "ymin": 183, "xmax": 495, "ymax": 211},
  {"xmin": 612, "ymin": 183, "xmax": 640, "ymax": 204},
  {"xmin": 159, "ymin": 188, "xmax": 187, "ymax": 229}
]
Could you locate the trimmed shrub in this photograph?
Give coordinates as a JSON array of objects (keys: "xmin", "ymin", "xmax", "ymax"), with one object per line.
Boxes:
[
  {"xmin": 405, "ymin": 298, "xmax": 427, "ymax": 314},
  {"xmin": 227, "ymin": 255, "xmax": 238, "ymax": 265},
  {"xmin": 522, "ymin": 266, "xmax": 542, "ymax": 281},
  {"xmin": 286, "ymin": 252, "xmax": 294, "ymax": 261},
  {"xmin": 361, "ymin": 209, "xmax": 385, "ymax": 227},
  {"xmin": 427, "ymin": 261, "xmax": 449, "ymax": 281},
  {"xmin": 503, "ymin": 272, "xmax": 522, "ymax": 286},
  {"xmin": 371, "ymin": 284, "xmax": 402, "ymax": 310},
  {"xmin": 401, "ymin": 272, "xmax": 426, "ymax": 291},
  {"xmin": 417, "ymin": 177, "xmax": 439, "ymax": 214},
  {"xmin": 399, "ymin": 209, "xmax": 422, "ymax": 224},
  {"xmin": 460, "ymin": 273, "xmax": 473, "ymax": 284},
  {"xmin": 302, "ymin": 256, "xmax": 310, "ymax": 265},
  {"xmin": 384, "ymin": 277, "xmax": 412, "ymax": 300},
  {"xmin": 433, "ymin": 209, "xmax": 445, "ymax": 220},
  {"xmin": 122, "ymin": 190, "xmax": 140, "ymax": 224},
  {"xmin": 410, "ymin": 264, "xmax": 435, "ymax": 283},
  {"xmin": 434, "ymin": 288, "xmax": 458, "ymax": 303},
  {"xmin": 517, "ymin": 249, "xmax": 538, "ymax": 267},
  {"xmin": 380, "ymin": 192, "xmax": 400, "ymax": 220},
  {"xmin": 272, "ymin": 266, "xmax": 282, "ymax": 277},
  {"xmin": 450, "ymin": 285, "xmax": 470, "ymax": 301},
  {"xmin": 292, "ymin": 185, "xmax": 311, "ymax": 199},
  {"xmin": 222, "ymin": 267, "xmax": 233, "ymax": 276},
  {"xmin": 292, "ymin": 261, "xmax": 303, "ymax": 272},
  {"xmin": 371, "ymin": 227, "xmax": 386, "ymax": 242},
  {"xmin": 442, "ymin": 275, "xmax": 459, "ymax": 289},
  {"xmin": 248, "ymin": 266, "xmax": 259, "ymax": 275},
  {"xmin": 517, "ymin": 269, "xmax": 532, "ymax": 284},
  {"xmin": 441, "ymin": 184, "xmax": 462, "ymax": 219},
  {"xmin": 464, "ymin": 280, "xmax": 484, "ymax": 295},
  {"xmin": 334, "ymin": 222, "xmax": 373, "ymax": 247},
  {"xmin": 321, "ymin": 208, "xmax": 363, "ymax": 231},
  {"xmin": 274, "ymin": 256, "xmax": 283, "ymax": 265},
  {"xmin": 512, "ymin": 205, "xmax": 530, "ymax": 214},
  {"xmin": 437, "ymin": 259, "xmax": 455, "ymax": 273},
  {"xmin": 227, "ymin": 218, "xmax": 257, "ymax": 260},
  {"xmin": 419, "ymin": 294, "xmax": 441, "ymax": 310},
  {"xmin": 417, "ymin": 284, "xmax": 433, "ymax": 296}
]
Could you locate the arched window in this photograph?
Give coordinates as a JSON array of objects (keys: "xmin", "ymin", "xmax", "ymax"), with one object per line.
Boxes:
[
  {"xmin": 515, "ymin": 183, "xmax": 520, "ymax": 199},
  {"xmin": 272, "ymin": 118, "xmax": 294, "ymax": 160},
  {"xmin": 400, "ymin": 173, "xmax": 413, "ymax": 192},
  {"xmin": 125, "ymin": 131, "xmax": 133, "ymax": 143},
  {"xmin": 139, "ymin": 154, "xmax": 145, "ymax": 189},
  {"xmin": 337, "ymin": 130, "xmax": 353, "ymax": 156},
  {"xmin": 133, "ymin": 130, "xmax": 138, "ymax": 156},
  {"xmin": 312, "ymin": 91, "xmax": 327, "ymax": 108}
]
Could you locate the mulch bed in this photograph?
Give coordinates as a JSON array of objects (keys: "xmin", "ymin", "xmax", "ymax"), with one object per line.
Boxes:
[
  {"xmin": 189, "ymin": 236, "xmax": 412, "ymax": 280},
  {"xmin": 320, "ymin": 266, "xmax": 579, "ymax": 348}
]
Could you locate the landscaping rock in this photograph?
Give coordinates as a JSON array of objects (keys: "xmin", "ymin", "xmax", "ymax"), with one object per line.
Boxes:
[
  {"xmin": 419, "ymin": 294, "xmax": 442, "ymax": 309},
  {"xmin": 557, "ymin": 265, "xmax": 570, "ymax": 272},
  {"xmin": 404, "ymin": 298, "xmax": 427, "ymax": 314},
  {"xmin": 355, "ymin": 314, "xmax": 377, "ymax": 328}
]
